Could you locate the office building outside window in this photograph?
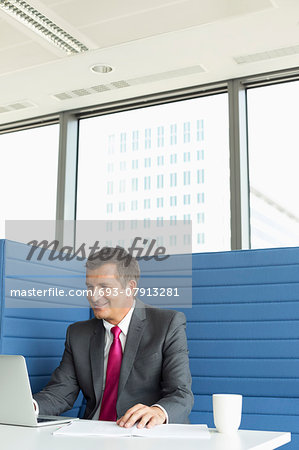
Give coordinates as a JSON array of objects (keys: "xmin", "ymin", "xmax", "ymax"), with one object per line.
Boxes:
[{"xmin": 77, "ymin": 94, "xmax": 230, "ymax": 252}]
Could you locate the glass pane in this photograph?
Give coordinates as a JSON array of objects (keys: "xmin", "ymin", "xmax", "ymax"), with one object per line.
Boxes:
[
  {"xmin": 77, "ymin": 95, "xmax": 230, "ymax": 252},
  {"xmin": 247, "ymin": 82, "xmax": 299, "ymax": 248},
  {"xmin": 0, "ymin": 124, "xmax": 59, "ymax": 238}
]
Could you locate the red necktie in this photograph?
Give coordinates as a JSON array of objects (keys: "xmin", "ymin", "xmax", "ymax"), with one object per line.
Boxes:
[{"xmin": 99, "ymin": 326, "xmax": 123, "ymax": 421}]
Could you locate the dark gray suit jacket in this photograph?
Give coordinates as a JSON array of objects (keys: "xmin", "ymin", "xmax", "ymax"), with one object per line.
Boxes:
[{"xmin": 33, "ymin": 299, "xmax": 194, "ymax": 423}]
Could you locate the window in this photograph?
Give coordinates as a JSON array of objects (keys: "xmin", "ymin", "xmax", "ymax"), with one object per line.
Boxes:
[
  {"xmin": 106, "ymin": 203, "xmax": 113, "ymax": 213},
  {"xmin": 144, "ymin": 157, "xmax": 151, "ymax": 168},
  {"xmin": 107, "ymin": 162, "xmax": 114, "ymax": 173},
  {"xmin": 131, "ymin": 200, "xmax": 138, "ymax": 210},
  {"xmin": 120, "ymin": 132, "xmax": 126, "ymax": 152},
  {"xmin": 119, "ymin": 202, "xmax": 125, "ymax": 212},
  {"xmin": 184, "ymin": 152, "xmax": 190, "ymax": 162},
  {"xmin": 170, "ymin": 195, "xmax": 177, "ymax": 206},
  {"xmin": 131, "ymin": 178, "xmax": 138, "ymax": 191},
  {"xmin": 157, "ymin": 174, "xmax": 164, "ymax": 189},
  {"xmin": 247, "ymin": 81, "xmax": 299, "ymax": 248},
  {"xmin": 197, "ymin": 120, "xmax": 204, "ymax": 141},
  {"xmin": 0, "ymin": 124, "xmax": 59, "ymax": 238},
  {"xmin": 183, "ymin": 121, "xmax": 190, "ymax": 143},
  {"xmin": 184, "ymin": 234, "xmax": 191, "ymax": 245},
  {"xmin": 169, "ymin": 235, "xmax": 177, "ymax": 246},
  {"xmin": 156, "ymin": 217, "xmax": 164, "ymax": 226},
  {"xmin": 144, "ymin": 176, "xmax": 151, "ymax": 190},
  {"xmin": 157, "ymin": 197, "xmax": 164, "ymax": 208},
  {"xmin": 197, "ymin": 150, "xmax": 204, "ymax": 160},
  {"xmin": 144, "ymin": 199, "xmax": 151, "ymax": 209},
  {"xmin": 108, "ymin": 135, "xmax": 115, "ymax": 154},
  {"xmin": 197, "ymin": 169, "xmax": 204, "ymax": 184},
  {"xmin": 184, "ymin": 214, "xmax": 191, "ymax": 224},
  {"xmin": 107, "ymin": 181, "xmax": 113, "ymax": 194},
  {"xmin": 184, "ymin": 194, "xmax": 191, "ymax": 205},
  {"xmin": 119, "ymin": 180, "xmax": 126, "ymax": 193},
  {"xmin": 197, "ymin": 212, "xmax": 205, "ymax": 223},
  {"xmin": 170, "ymin": 154, "xmax": 177, "ymax": 164},
  {"xmin": 157, "ymin": 126, "xmax": 164, "ymax": 147},
  {"xmin": 197, "ymin": 232, "xmax": 205, "ymax": 244},
  {"xmin": 183, "ymin": 171, "xmax": 191, "ymax": 185},
  {"xmin": 170, "ymin": 124, "xmax": 177, "ymax": 145},
  {"xmin": 145, "ymin": 128, "xmax": 151, "ymax": 149},
  {"xmin": 170, "ymin": 173, "xmax": 177, "ymax": 187},
  {"xmin": 77, "ymin": 94, "xmax": 230, "ymax": 251},
  {"xmin": 157, "ymin": 155, "xmax": 164, "ymax": 166},
  {"xmin": 197, "ymin": 192, "xmax": 205, "ymax": 203},
  {"xmin": 132, "ymin": 130, "xmax": 139, "ymax": 151}
]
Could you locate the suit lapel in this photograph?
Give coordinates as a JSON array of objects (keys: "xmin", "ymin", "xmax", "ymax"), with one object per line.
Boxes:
[
  {"xmin": 90, "ymin": 319, "xmax": 105, "ymax": 404},
  {"xmin": 118, "ymin": 299, "xmax": 147, "ymax": 396}
]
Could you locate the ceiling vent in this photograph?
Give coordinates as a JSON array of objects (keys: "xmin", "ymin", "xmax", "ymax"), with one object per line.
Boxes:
[
  {"xmin": 0, "ymin": 101, "xmax": 36, "ymax": 114},
  {"xmin": 52, "ymin": 65, "xmax": 206, "ymax": 101},
  {"xmin": 234, "ymin": 45, "xmax": 299, "ymax": 64}
]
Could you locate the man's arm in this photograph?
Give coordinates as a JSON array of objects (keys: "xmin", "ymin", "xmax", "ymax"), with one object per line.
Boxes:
[
  {"xmin": 117, "ymin": 311, "xmax": 194, "ymax": 427},
  {"xmin": 33, "ymin": 324, "xmax": 80, "ymax": 416},
  {"xmin": 155, "ymin": 311, "xmax": 194, "ymax": 422}
]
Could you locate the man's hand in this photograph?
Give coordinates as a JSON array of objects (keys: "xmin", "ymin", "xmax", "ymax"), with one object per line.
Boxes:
[{"xmin": 116, "ymin": 404, "xmax": 166, "ymax": 429}]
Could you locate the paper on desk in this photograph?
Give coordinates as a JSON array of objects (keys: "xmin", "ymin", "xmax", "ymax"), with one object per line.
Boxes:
[{"xmin": 53, "ymin": 420, "xmax": 210, "ymax": 439}]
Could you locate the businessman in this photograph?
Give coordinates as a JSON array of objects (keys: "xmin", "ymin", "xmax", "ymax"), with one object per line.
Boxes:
[{"xmin": 33, "ymin": 247, "xmax": 193, "ymax": 428}]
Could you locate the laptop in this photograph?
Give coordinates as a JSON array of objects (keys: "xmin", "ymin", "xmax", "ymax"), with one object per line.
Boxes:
[{"xmin": 0, "ymin": 354, "xmax": 78, "ymax": 427}]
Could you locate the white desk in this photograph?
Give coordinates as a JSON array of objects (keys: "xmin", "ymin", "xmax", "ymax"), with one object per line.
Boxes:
[{"xmin": 0, "ymin": 423, "xmax": 291, "ymax": 450}]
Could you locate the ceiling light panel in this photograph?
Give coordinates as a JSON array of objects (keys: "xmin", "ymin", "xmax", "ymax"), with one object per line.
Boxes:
[{"xmin": 0, "ymin": 0, "xmax": 89, "ymax": 54}]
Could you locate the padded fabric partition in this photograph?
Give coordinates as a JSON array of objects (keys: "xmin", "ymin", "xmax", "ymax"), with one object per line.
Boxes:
[
  {"xmin": 0, "ymin": 240, "xmax": 298, "ymax": 443},
  {"xmin": 0, "ymin": 240, "xmax": 90, "ymax": 417},
  {"xmin": 181, "ymin": 247, "xmax": 299, "ymax": 449}
]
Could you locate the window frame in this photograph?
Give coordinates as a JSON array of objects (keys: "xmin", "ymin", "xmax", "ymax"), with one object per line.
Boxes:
[{"xmin": 2, "ymin": 66, "xmax": 299, "ymax": 249}]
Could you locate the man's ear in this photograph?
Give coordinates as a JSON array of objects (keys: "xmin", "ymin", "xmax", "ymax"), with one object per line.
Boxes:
[{"xmin": 126, "ymin": 279, "xmax": 137, "ymax": 293}]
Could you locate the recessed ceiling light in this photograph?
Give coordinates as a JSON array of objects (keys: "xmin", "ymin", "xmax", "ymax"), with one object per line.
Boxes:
[{"xmin": 90, "ymin": 64, "xmax": 114, "ymax": 74}]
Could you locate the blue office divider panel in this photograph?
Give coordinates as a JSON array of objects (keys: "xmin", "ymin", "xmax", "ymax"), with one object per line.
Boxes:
[
  {"xmin": 0, "ymin": 240, "xmax": 90, "ymax": 417},
  {"xmin": 0, "ymin": 240, "xmax": 5, "ymax": 354},
  {"xmin": 1, "ymin": 240, "xmax": 298, "ymax": 444},
  {"xmin": 181, "ymin": 247, "xmax": 299, "ymax": 449}
]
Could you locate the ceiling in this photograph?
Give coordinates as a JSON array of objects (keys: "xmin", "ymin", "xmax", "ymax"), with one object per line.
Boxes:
[{"xmin": 1, "ymin": 0, "xmax": 299, "ymax": 125}]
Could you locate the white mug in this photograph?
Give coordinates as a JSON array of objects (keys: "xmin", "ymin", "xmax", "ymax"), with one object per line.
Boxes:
[{"xmin": 213, "ymin": 394, "xmax": 242, "ymax": 434}]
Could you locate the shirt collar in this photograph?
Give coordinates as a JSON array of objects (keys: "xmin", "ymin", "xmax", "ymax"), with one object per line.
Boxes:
[{"xmin": 103, "ymin": 299, "xmax": 136, "ymax": 337}]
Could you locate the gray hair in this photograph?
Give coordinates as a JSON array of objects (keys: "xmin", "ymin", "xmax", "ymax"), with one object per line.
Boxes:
[{"xmin": 85, "ymin": 246, "xmax": 140, "ymax": 288}]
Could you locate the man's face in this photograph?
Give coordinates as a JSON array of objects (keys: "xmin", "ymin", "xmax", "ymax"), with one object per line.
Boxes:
[{"xmin": 86, "ymin": 263, "xmax": 135, "ymax": 325}]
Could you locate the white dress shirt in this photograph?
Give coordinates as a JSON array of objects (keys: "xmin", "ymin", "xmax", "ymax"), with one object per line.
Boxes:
[{"xmin": 34, "ymin": 300, "xmax": 168, "ymax": 423}]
